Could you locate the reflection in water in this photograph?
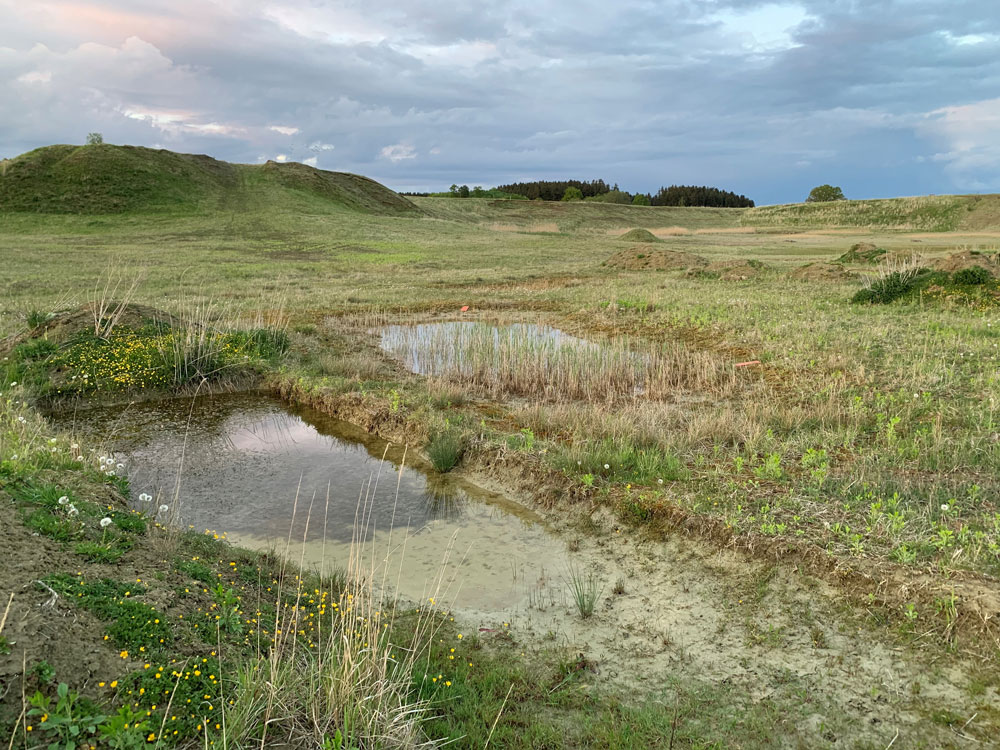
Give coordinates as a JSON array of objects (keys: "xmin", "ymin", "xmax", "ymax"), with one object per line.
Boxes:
[{"xmin": 49, "ymin": 394, "xmax": 570, "ymax": 612}]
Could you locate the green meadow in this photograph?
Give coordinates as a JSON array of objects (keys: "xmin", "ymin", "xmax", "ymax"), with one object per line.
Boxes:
[{"xmin": 1, "ymin": 144, "xmax": 999, "ymax": 748}]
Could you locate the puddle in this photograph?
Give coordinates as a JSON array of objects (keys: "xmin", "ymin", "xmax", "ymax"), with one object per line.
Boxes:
[
  {"xmin": 49, "ymin": 394, "xmax": 571, "ymax": 612},
  {"xmin": 379, "ymin": 321, "xmax": 592, "ymax": 377}
]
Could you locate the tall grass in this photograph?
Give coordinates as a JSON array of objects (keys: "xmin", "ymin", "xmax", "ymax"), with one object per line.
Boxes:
[
  {"xmin": 380, "ymin": 322, "xmax": 736, "ymax": 402},
  {"xmin": 566, "ymin": 565, "xmax": 602, "ymax": 618}
]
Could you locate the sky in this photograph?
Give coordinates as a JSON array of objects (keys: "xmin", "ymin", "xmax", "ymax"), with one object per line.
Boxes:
[{"xmin": 1, "ymin": 0, "xmax": 998, "ymax": 205}]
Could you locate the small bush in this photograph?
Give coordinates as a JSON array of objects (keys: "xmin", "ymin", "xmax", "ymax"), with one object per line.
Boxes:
[
  {"xmin": 427, "ymin": 429, "xmax": 464, "ymax": 472},
  {"xmin": 852, "ymin": 270, "xmax": 919, "ymax": 305},
  {"xmin": 952, "ymin": 266, "xmax": 992, "ymax": 285}
]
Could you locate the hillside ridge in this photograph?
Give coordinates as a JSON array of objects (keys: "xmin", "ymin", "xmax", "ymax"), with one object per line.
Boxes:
[{"xmin": 0, "ymin": 144, "xmax": 419, "ymax": 215}]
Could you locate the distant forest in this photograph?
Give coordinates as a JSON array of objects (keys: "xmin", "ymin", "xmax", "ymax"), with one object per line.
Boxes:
[{"xmin": 403, "ymin": 180, "xmax": 754, "ymax": 207}]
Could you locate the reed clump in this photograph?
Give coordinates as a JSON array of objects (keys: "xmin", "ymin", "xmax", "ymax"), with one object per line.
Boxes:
[{"xmin": 381, "ymin": 322, "xmax": 737, "ymax": 403}]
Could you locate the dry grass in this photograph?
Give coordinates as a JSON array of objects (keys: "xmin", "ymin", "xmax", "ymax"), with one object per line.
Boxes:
[
  {"xmin": 380, "ymin": 322, "xmax": 738, "ymax": 403},
  {"xmin": 222, "ymin": 479, "xmax": 448, "ymax": 748}
]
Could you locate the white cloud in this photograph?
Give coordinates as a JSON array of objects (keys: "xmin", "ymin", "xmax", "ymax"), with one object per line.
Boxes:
[
  {"xmin": 274, "ymin": 153, "xmax": 288, "ymax": 162},
  {"xmin": 269, "ymin": 125, "xmax": 299, "ymax": 135},
  {"xmin": 921, "ymin": 98, "xmax": 1000, "ymax": 182},
  {"xmin": 17, "ymin": 70, "xmax": 51, "ymax": 84},
  {"xmin": 379, "ymin": 143, "xmax": 416, "ymax": 162},
  {"xmin": 303, "ymin": 156, "xmax": 318, "ymax": 167},
  {"xmin": 308, "ymin": 141, "xmax": 335, "ymax": 152}
]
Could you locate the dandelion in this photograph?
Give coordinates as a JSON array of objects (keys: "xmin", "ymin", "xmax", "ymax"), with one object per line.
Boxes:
[
  {"xmin": 139, "ymin": 493, "xmax": 152, "ymax": 503},
  {"xmin": 58, "ymin": 496, "xmax": 69, "ymax": 505},
  {"xmin": 101, "ymin": 517, "xmax": 113, "ymax": 527},
  {"xmin": 9, "ymin": 382, "xmax": 16, "ymax": 386},
  {"xmin": 941, "ymin": 504, "xmax": 950, "ymax": 512},
  {"xmin": 657, "ymin": 478, "xmax": 664, "ymax": 484},
  {"xmin": 117, "ymin": 463, "xmax": 125, "ymax": 470},
  {"xmin": 159, "ymin": 504, "xmax": 169, "ymax": 514},
  {"xmin": 603, "ymin": 464, "xmax": 610, "ymax": 470},
  {"xmin": 67, "ymin": 504, "xmax": 79, "ymax": 516}
]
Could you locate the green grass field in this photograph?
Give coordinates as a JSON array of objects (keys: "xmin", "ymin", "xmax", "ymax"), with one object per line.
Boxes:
[{"xmin": 2, "ymin": 146, "xmax": 1000, "ymax": 748}]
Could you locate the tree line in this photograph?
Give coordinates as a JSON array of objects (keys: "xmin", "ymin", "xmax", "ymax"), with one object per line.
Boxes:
[
  {"xmin": 487, "ymin": 180, "xmax": 754, "ymax": 207},
  {"xmin": 404, "ymin": 179, "xmax": 756, "ymax": 208}
]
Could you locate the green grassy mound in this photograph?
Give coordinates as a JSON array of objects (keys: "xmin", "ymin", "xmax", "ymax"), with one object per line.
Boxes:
[
  {"xmin": 851, "ymin": 266, "xmax": 1000, "ymax": 308},
  {"xmin": 617, "ymin": 228, "xmax": 661, "ymax": 242},
  {"xmin": 2, "ymin": 303, "xmax": 289, "ymax": 401},
  {"xmin": 0, "ymin": 144, "xmax": 419, "ymax": 215},
  {"xmin": 742, "ymin": 194, "xmax": 1000, "ymax": 232}
]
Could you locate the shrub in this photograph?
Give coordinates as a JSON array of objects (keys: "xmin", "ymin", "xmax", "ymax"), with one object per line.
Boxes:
[
  {"xmin": 426, "ymin": 429, "xmax": 464, "ymax": 472},
  {"xmin": 952, "ymin": 266, "xmax": 992, "ymax": 285},
  {"xmin": 852, "ymin": 270, "xmax": 920, "ymax": 305}
]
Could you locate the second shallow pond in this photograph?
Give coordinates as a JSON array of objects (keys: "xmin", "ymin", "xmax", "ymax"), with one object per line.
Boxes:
[{"xmin": 49, "ymin": 394, "xmax": 571, "ymax": 613}]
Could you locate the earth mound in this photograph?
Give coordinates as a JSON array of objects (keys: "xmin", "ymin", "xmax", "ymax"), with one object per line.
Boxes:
[
  {"xmin": 617, "ymin": 228, "xmax": 661, "ymax": 243},
  {"xmin": 928, "ymin": 250, "xmax": 1000, "ymax": 277},
  {"xmin": 787, "ymin": 262, "xmax": 856, "ymax": 281},
  {"xmin": 605, "ymin": 248, "xmax": 707, "ymax": 271},
  {"xmin": 0, "ymin": 144, "xmax": 419, "ymax": 215},
  {"xmin": 687, "ymin": 259, "xmax": 767, "ymax": 281},
  {"xmin": 837, "ymin": 242, "xmax": 886, "ymax": 264}
]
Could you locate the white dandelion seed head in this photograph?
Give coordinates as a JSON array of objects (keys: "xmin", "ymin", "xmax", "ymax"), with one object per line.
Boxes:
[
  {"xmin": 159, "ymin": 504, "xmax": 169, "ymax": 514},
  {"xmin": 58, "ymin": 496, "xmax": 69, "ymax": 505},
  {"xmin": 100, "ymin": 517, "xmax": 113, "ymax": 528},
  {"xmin": 139, "ymin": 493, "xmax": 152, "ymax": 503},
  {"xmin": 116, "ymin": 463, "xmax": 124, "ymax": 470},
  {"xmin": 603, "ymin": 464, "xmax": 610, "ymax": 470},
  {"xmin": 67, "ymin": 505, "xmax": 79, "ymax": 516},
  {"xmin": 658, "ymin": 479, "xmax": 664, "ymax": 484},
  {"xmin": 941, "ymin": 504, "xmax": 949, "ymax": 512},
  {"xmin": 76, "ymin": 456, "xmax": 84, "ymax": 461}
]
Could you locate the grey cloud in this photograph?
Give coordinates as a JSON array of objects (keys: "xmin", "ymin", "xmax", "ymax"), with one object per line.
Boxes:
[{"xmin": 1, "ymin": 0, "xmax": 999, "ymax": 202}]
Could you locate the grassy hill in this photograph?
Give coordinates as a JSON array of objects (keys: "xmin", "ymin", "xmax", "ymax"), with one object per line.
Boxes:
[
  {"xmin": 0, "ymin": 144, "xmax": 419, "ymax": 215},
  {"xmin": 741, "ymin": 193, "xmax": 1000, "ymax": 232}
]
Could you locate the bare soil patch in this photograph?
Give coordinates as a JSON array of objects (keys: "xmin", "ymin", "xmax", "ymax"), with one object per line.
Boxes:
[
  {"xmin": 605, "ymin": 248, "xmax": 707, "ymax": 271},
  {"xmin": 787, "ymin": 262, "xmax": 856, "ymax": 281}
]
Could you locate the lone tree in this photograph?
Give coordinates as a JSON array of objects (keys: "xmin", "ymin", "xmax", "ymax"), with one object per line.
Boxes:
[
  {"xmin": 561, "ymin": 186, "xmax": 583, "ymax": 201},
  {"xmin": 632, "ymin": 193, "xmax": 650, "ymax": 206},
  {"xmin": 86, "ymin": 132, "xmax": 104, "ymax": 145},
  {"xmin": 806, "ymin": 184, "xmax": 845, "ymax": 202}
]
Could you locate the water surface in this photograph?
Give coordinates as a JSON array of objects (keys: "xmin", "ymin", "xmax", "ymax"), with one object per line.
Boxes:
[{"xmin": 50, "ymin": 394, "xmax": 570, "ymax": 611}]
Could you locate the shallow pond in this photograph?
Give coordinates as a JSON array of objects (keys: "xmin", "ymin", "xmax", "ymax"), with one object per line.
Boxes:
[
  {"xmin": 49, "ymin": 394, "xmax": 570, "ymax": 612},
  {"xmin": 379, "ymin": 321, "xmax": 592, "ymax": 377}
]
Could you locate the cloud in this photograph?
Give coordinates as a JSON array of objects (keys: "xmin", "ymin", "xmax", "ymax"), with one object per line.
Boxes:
[
  {"xmin": 921, "ymin": 97, "xmax": 1000, "ymax": 185},
  {"xmin": 1, "ymin": 0, "xmax": 999, "ymax": 199},
  {"xmin": 303, "ymin": 156, "xmax": 318, "ymax": 167},
  {"xmin": 380, "ymin": 143, "xmax": 416, "ymax": 162}
]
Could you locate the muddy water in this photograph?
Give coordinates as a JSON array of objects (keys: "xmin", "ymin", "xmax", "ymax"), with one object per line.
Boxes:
[{"xmin": 49, "ymin": 394, "xmax": 571, "ymax": 611}]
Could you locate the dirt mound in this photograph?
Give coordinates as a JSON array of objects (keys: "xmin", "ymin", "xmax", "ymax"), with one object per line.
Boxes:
[
  {"xmin": 1, "ymin": 303, "xmax": 179, "ymax": 357},
  {"xmin": 605, "ymin": 248, "xmax": 707, "ymax": 271},
  {"xmin": 787, "ymin": 262, "xmax": 856, "ymax": 281},
  {"xmin": 687, "ymin": 259, "xmax": 767, "ymax": 281},
  {"xmin": 929, "ymin": 250, "xmax": 1000, "ymax": 277},
  {"xmin": 617, "ymin": 228, "xmax": 661, "ymax": 243},
  {"xmin": 837, "ymin": 242, "xmax": 886, "ymax": 264}
]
